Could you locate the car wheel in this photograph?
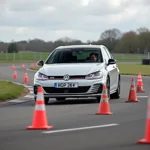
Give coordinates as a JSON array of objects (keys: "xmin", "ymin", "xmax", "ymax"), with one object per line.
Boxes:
[
  {"xmin": 110, "ymin": 76, "xmax": 120, "ymax": 99},
  {"xmin": 34, "ymin": 96, "xmax": 36, "ymax": 102},
  {"xmin": 34, "ymin": 96, "xmax": 49, "ymax": 105},
  {"xmin": 44, "ymin": 97, "xmax": 49, "ymax": 105},
  {"xmin": 96, "ymin": 77, "xmax": 110, "ymax": 102},
  {"xmin": 96, "ymin": 96, "xmax": 101, "ymax": 102},
  {"xmin": 106, "ymin": 77, "xmax": 110, "ymax": 100},
  {"xmin": 56, "ymin": 97, "xmax": 66, "ymax": 101}
]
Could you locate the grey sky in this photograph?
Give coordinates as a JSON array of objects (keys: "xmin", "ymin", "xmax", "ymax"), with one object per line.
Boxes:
[{"xmin": 0, "ymin": 0, "xmax": 149, "ymax": 42}]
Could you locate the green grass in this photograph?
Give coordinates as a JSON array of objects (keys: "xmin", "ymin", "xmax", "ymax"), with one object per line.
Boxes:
[
  {"xmin": 0, "ymin": 60, "xmax": 37, "ymax": 64},
  {"xmin": 29, "ymin": 66, "xmax": 40, "ymax": 70},
  {"xmin": 0, "ymin": 51, "xmax": 148, "ymax": 63},
  {"xmin": 0, "ymin": 81, "xmax": 27, "ymax": 101},
  {"xmin": 118, "ymin": 64, "xmax": 150, "ymax": 76},
  {"xmin": 113, "ymin": 53, "xmax": 147, "ymax": 62},
  {"xmin": 0, "ymin": 52, "xmax": 49, "ymax": 63},
  {"xmin": 29, "ymin": 64, "xmax": 150, "ymax": 76}
]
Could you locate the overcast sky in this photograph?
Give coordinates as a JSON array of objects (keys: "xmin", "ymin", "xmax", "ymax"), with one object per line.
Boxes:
[{"xmin": 0, "ymin": 0, "xmax": 149, "ymax": 42}]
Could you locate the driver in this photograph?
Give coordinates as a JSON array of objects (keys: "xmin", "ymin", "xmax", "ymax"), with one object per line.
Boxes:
[{"xmin": 89, "ymin": 53, "xmax": 97, "ymax": 61}]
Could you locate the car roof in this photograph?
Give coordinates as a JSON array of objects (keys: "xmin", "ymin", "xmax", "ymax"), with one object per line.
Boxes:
[{"xmin": 56, "ymin": 44, "xmax": 104, "ymax": 49}]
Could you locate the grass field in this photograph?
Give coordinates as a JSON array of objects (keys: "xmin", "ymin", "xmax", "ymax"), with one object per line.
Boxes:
[
  {"xmin": 0, "ymin": 81, "xmax": 28, "ymax": 101},
  {"xmin": 0, "ymin": 51, "xmax": 148, "ymax": 63},
  {"xmin": 0, "ymin": 60, "xmax": 36, "ymax": 64},
  {"xmin": 29, "ymin": 64, "xmax": 150, "ymax": 76},
  {"xmin": 118, "ymin": 64, "xmax": 150, "ymax": 76},
  {"xmin": 0, "ymin": 52, "xmax": 49, "ymax": 62}
]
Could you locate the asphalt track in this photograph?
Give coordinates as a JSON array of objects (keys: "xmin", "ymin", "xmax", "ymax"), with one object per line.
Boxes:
[{"xmin": 0, "ymin": 63, "xmax": 150, "ymax": 150}]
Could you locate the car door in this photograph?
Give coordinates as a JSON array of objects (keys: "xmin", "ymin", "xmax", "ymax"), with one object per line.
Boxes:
[
  {"xmin": 101, "ymin": 47, "xmax": 118, "ymax": 91},
  {"xmin": 104, "ymin": 47, "xmax": 119, "ymax": 90}
]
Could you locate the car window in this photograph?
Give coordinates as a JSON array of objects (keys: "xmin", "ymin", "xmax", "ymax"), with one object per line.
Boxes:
[{"xmin": 45, "ymin": 48, "xmax": 103, "ymax": 64}]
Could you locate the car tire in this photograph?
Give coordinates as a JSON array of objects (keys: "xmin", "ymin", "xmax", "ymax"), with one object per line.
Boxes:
[
  {"xmin": 110, "ymin": 76, "xmax": 120, "ymax": 99},
  {"xmin": 96, "ymin": 96, "xmax": 101, "ymax": 102},
  {"xmin": 34, "ymin": 96, "xmax": 49, "ymax": 105},
  {"xmin": 97, "ymin": 77, "xmax": 110, "ymax": 102},
  {"xmin": 44, "ymin": 97, "xmax": 49, "ymax": 105},
  {"xmin": 34, "ymin": 96, "xmax": 36, "ymax": 102},
  {"xmin": 106, "ymin": 77, "xmax": 110, "ymax": 100},
  {"xmin": 56, "ymin": 97, "xmax": 66, "ymax": 101}
]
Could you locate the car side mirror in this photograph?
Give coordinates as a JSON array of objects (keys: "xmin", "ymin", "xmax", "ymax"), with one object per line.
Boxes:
[
  {"xmin": 108, "ymin": 59, "xmax": 116, "ymax": 65},
  {"xmin": 37, "ymin": 60, "xmax": 44, "ymax": 66}
]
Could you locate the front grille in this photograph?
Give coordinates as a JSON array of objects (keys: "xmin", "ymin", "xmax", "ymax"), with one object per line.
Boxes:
[
  {"xmin": 43, "ymin": 86, "xmax": 90, "ymax": 93},
  {"xmin": 48, "ymin": 75, "xmax": 85, "ymax": 80}
]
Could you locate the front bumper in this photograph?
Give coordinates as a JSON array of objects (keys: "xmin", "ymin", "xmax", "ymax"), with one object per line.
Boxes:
[{"xmin": 33, "ymin": 78, "xmax": 105, "ymax": 98}]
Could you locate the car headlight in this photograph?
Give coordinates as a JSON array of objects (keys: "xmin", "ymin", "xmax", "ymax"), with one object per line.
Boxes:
[
  {"xmin": 36, "ymin": 72, "xmax": 48, "ymax": 80},
  {"xmin": 85, "ymin": 71, "xmax": 103, "ymax": 80}
]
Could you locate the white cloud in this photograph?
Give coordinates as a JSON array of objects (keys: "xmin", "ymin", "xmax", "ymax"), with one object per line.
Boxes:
[{"xmin": 0, "ymin": 0, "xmax": 149, "ymax": 42}]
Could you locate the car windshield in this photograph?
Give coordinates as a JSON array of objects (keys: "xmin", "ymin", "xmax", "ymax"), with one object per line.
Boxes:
[{"xmin": 45, "ymin": 48, "xmax": 103, "ymax": 64}]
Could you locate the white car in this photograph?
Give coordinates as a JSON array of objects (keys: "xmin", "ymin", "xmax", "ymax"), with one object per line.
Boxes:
[{"xmin": 34, "ymin": 45, "xmax": 121, "ymax": 104}]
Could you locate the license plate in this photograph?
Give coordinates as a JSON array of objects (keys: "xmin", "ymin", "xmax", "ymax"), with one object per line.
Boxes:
[{"xmin": 54, "ymin": 82, "xmax": 78, "ymax": 88}]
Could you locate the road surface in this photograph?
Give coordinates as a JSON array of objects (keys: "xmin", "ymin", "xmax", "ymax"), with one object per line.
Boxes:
[{"xmin": 0, "ymin": 63, "xmax": 150, "ymax": 150}]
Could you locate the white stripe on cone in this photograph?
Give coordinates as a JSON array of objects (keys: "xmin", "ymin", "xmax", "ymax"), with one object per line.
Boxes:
[
  {"xmin": 130, "ymin": 87, "xmax": 135, "ymax": 90},
  {"xmin": 36, "ymin": 93, "xmax": 44, "ymax": 101},
  {"xmin": 35, "ymin": 104, "xmax": 46, "ymax": 110}
]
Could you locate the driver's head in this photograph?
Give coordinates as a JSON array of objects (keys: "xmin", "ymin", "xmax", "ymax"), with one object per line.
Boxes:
[{"xmin": 89, "ymin": 53, "xmax": 97, "ymax": 61}]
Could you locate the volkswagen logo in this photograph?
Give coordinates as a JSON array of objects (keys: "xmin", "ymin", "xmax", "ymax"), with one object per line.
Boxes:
[{"xmin": 63, "ymin": 74, "xmax": 70, "ymax": 81}]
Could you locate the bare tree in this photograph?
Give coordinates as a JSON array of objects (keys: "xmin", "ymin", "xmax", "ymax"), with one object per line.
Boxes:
[
  {"xmin": 116, "ymin": 31, "xmax": 138, "ymax": 53},
  {"xmin": 137, "ymin": 27, "xmax": 149, "ymax": 34},
  {"xmin": 100, "ymin": 28, "xmax": 121, "ymax": 41},
  {"xmin": 0, "ymin": 27, "xmax": 150, "ymax": 54},
  {"xmin": 100, "ymin": 28, "xmax": 122, "ymax": 51},
  {"xmin": 137, "ymin": 27, "xmax": 150, "ymax": 53}
]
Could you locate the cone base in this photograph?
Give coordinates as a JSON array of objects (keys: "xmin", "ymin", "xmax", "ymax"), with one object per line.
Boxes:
[
  {"xmin": 137, "ymin": 91, "xmax": 145, "ymax": 93},
  {"xmin": 126, "ymin": 99, "xmax": 139, "ymax": 103},
  {"xmin": 96, "ymin": 112, "xmax": 112, "ymax": 115},
  {"xmin": 137, "ymin": 138, "xmax": 150, "ymax": 144},
  {"xmin": 26, "ymin": 125, "xmax": 53, "ymax": 130}
]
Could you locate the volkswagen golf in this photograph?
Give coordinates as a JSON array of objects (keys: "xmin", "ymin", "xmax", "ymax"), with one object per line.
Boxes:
[{"xmin": 33, "ymin": 45, "xmax": 121, "ymax": 104}]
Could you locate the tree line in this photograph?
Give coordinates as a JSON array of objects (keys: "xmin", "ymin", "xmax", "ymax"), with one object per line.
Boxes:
[{"xmin": 0, "ymin": 27, "xmax": 150, "ymax": 54}]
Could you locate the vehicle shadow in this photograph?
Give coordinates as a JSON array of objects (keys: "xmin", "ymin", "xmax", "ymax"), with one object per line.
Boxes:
[{"xmin": 47, "ymin": 98, "xmax": 98, "ymax": 105}]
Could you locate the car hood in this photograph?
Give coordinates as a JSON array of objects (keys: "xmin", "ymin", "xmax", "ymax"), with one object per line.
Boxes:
[{"xmin": 39, "ymin": 63, "xmax": 104, "ymax": 76}]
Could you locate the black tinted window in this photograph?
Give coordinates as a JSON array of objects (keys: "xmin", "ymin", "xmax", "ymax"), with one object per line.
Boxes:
[{"xmin": 45, "ymin": 48, "xmax": 103, "ymax": 64}]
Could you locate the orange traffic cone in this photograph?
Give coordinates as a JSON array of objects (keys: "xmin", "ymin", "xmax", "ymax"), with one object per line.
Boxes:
[
  {"xmin": 13, "ymin": 71, "xmax": 17, "ymax": 79},
  {"xmin": 96, "ymin": 84, "xmax": 112, "ymax": 115},
  {"xmin": 126, "ymin": 78, "xmax": 139, "ymax": 103},
  {"xmin": 30, "ymin": 63, "xmax": 35, "ymax": 68},
  {"xmin": 136, "ymin": 72, "xmax": 144, "ymax": 93},
  {"xmin": 12, "ymin": 64, "xmax": 15, "ymax": 70},
  {"xmin": 35, "ymin": 63, "xmax": 38, "ymax": 67},
  {"xmin": 22, "ymin": 64, "xmax": 25, "ymax": 70},
  {"xmin": 24, "ymin": 72, "xmax": 29, "ymax": 83},
  {"xmin": 137, "ymin": 93, "xmax": 150, "ymax": 144},
  {"xmin": 26, "ymin": 86, "xmax": 53, "ymax": 130}
]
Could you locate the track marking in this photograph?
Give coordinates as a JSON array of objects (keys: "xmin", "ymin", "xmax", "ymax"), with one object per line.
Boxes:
[
  {"xmin": 137, "ymin": 96, "xmax": 148, "ymax": 98},
  {"xmin": 24, "ymin": 95, "xmax": 34, "ymax": 98},
  {"xmin": 28, "ymin": 87, "xmax": 33, "ymax": 91},
  {"xmin": 29, "ymin": 91, "xmax": 34, "ymax": 94},
  {"xmin": 8, "ymin": 99, "xmax": 26, "ymax": 103},
  {"xmin": 42, "ymin": 123, "xmax": 119, "ymax": 134}
]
